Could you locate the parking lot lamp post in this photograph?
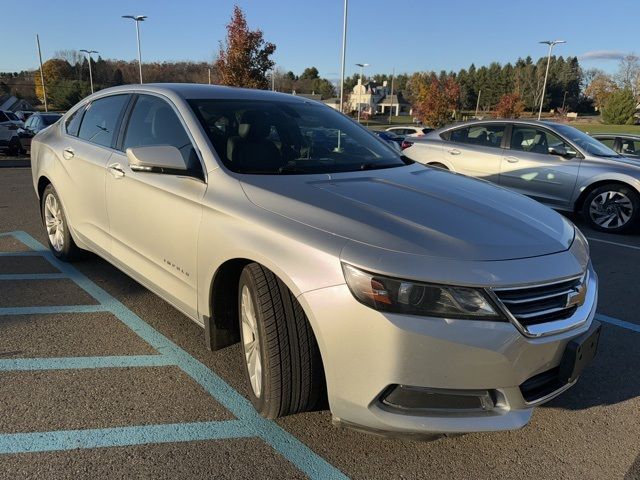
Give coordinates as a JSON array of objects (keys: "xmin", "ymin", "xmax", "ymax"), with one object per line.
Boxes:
[
  {"xmin": 80, "ymin": 50, "xmax": 98, "ymax": 94},
  {"xmin": 122, "ymin": 15, "xmax": 147, "ymax": 83},
  {"xmin": 355, "ymin": 62, "xmax": 369, "ymax": 123},
  {"xmin": 538, "ymin": 40, "xmax": 565, "ymax": 120},
  {"xmin": 339, "ymin": 0, "xmax": 348, "ymax": 113},
  {"xmin": 475, "ymin": 89, "xmax": 481, "ymax": 118}
]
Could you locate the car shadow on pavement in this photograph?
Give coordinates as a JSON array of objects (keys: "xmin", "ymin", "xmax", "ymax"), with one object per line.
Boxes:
[
  {"xmin": 541, "ymin": 326, "xmax": 640, "ymax": 411},
  {"xmin": 626, "ymin": 452, "xmax": 640, "ymax": 480}
]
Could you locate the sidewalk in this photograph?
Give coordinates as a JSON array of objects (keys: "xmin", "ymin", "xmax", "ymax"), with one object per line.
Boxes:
[{"xmin": 0, "ymin": 155, "xmax": 30, "ymax": 168}]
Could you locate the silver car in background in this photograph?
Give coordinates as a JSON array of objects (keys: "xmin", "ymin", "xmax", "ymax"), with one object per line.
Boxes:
[
  {"xmin": 31, "ymin": 84, "xmax": 600, "ymax": 438},
  {"xmin": 405, "ymin": 120, "xmax": 640, "ymax": 233}
]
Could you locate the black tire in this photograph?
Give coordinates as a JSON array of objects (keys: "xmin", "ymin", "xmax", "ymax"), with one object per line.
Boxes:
[
  {"xmin": 238, "ymin": 263, "xmax": 323, "ymax": 418},
  {"xmin": 8, "ymin": 138, "xmax": 22, "ymax": 156},
  {"xmin": 429, "ymin": 162, "xmax": 449, "ymax": 170},
  {"xmin": 41, "ymin": 184, "xmax": 81, "ymax": 261},
  {"xmin": 582, "ymin": 183, "xmax": 640, "ymax": 234}
]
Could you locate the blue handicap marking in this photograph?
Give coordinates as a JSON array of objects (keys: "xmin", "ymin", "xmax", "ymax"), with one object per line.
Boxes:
[{"xmin": 0, "ymin": 231, "xmax": 348, "ymax": 480}]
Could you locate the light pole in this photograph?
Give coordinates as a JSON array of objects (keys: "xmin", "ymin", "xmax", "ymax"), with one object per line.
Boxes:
[
  {"xmin": 538, "ymin": 40, "xmax": 565, "ymax": 120},
  {"xmin": 355, "ymin": 62, "xmax": 369, "ymax": 123},
  {"xmin": 35, "ymin": 34, "xmax": 48, "ymax": 112},
  {"xmin": 80, "ymin": 49, "xmax": 98, "ymax": 94},
  {"xmin": 339, "ymin": 0, "xmax": 348, "ymax": 113},
  {"xmin": 122, "ymin": 15, "xmax": 147, "ymax": 83}
]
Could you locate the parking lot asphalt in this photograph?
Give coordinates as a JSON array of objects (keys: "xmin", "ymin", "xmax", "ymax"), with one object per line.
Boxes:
[{"xmin": 0, "ymin": 166, "xmax": 639, "ymax": 480}]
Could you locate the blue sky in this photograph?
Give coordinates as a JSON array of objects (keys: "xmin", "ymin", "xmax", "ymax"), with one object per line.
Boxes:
[{"xmin": 2, "ymin": 0, "xmax": 638, "ymax": 79}]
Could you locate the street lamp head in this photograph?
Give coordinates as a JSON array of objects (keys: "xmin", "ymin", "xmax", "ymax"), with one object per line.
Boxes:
[
  {"xmin": 80, "ymin": 49, "xmax": 98, "ymax": 55},
  {"xmin": 122, "ymin": 15, "xmax": 147, "ymax": 21},
  {"xmin": 539, "ymin": 40, "xmax": 566, "ymax": 46},
  {"xmin": 355, "ymin": 63, "xmax": 370, "ymax": 68}
]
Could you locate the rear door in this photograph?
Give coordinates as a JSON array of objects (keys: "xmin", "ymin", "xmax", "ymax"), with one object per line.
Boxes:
[
  {"xmin": 105, "ymin": 94, "xmax": 205, "ymax": 318},
  {"xmin": 441, "ymin": 123, "xmax": 506, "ymax": 182},
  {"xmin": 500, "ymin": 124, "xmax": 580, "ymax": 209},
  {"xmin": 59, "ymin": 94, "xmax": 131, "ymax": 253}
]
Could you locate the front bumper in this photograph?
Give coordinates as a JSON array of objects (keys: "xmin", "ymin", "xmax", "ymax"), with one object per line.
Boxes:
[{"xmin": 299, "ymin": 273, "xmax": 598, "ymax": 436}]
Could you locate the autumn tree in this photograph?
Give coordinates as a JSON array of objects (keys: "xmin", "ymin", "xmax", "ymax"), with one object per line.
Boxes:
[
  {"xmin": 584, "ymin": 72, "xmax": 617, "ymax": 111},
  {"xmin": 412, "ymin": 75, "xmax": 460, "ymax": 127},
  {"xmin": 495, "ymin": 92, "xmax": 525, "ymax": 118},
  {"xmin": 215, "ymin": 6, "xmax": 276, "ymax": 89},
  {"xmin": 34, "ymin": 59, "xmax": 74, "ymax": 103}
]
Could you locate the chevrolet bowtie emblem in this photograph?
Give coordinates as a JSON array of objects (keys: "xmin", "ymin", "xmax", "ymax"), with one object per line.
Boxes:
[{"xmin": 566, "ymin": 280, "xmax": 587, "ymax": 308}]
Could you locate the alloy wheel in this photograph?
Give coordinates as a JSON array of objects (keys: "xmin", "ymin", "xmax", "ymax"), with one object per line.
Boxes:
[
  {"xmin": 241, "ymin": 285, "xmax": 262, "ymax": 398},
  {"xmin": 44, "ymin": 193, "xmax": 64, "ymax": 252},
  {"xmin": 589, "ymin": 191, "xmax": 633, "ymax": 230}
]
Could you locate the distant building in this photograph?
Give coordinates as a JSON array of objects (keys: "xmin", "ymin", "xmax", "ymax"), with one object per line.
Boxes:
[
  {"xmin": 0, "ymin": 95, "xmax": 34, "ymax": 113},
  {"xmin": 347, "ymin": 80, "xmax": 412, "ymax": 116},
  {"xmin": 322, "ymin": 97, "xmax": 341, "ymax": 111}
]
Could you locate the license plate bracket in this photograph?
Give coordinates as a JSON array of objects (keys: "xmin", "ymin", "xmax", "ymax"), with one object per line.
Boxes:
[{"xmin": 558, "ymin": 321, "xmax": 601, "ymax": 384}]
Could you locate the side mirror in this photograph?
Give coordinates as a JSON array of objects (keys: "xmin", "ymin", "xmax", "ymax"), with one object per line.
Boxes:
[
  {"xmin": 125, "ymin": 145, "xmax": 188, "ymax": 173},
  {"xmin": 548, "ymin": 145, "xmax": 575, "ymax": 158}
]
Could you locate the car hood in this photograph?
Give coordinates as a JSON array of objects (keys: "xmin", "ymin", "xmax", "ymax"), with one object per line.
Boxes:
[{"xmin": 239, "ymin": 164, "xmax": 575, "ymax": 261}]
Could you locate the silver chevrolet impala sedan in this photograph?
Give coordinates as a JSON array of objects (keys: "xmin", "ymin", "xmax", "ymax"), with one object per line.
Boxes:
[
  {"xmin": 31, "ymin": 84, "xmax": 600, "ymax": 437},
  {"xmin": 404, "ymin": 119, "xmax": 640, "ymax": 233}
]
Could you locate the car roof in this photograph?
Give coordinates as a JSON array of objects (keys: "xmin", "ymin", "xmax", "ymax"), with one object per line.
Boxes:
[
  {"xmin": 83, "ymin": 83, "xmax": 316, "ymax": 105},
  {"xmin": 591, "ymin": 133, "xmax": 640, "ymax": 140}
]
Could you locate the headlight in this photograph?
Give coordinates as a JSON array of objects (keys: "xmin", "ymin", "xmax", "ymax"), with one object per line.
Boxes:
[{"xmin": 342, "ymin": 264, "xmax": 505, "ymax": 320}]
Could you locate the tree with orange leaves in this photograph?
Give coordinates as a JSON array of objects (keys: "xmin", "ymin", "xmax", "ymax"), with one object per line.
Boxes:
[
  {"xmin": 495, "ymin": 92, "xmax": 525, "ymax": 118},
  {"xmin": 412, "ymin": 75, "xmax": 460, "ymax": 128},
  {"xmin": 215, "ymin": 6, "xmax": 276, "ymax": 90}
]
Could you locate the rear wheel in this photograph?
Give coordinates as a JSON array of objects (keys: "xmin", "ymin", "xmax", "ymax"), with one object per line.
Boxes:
[
  {"xmin": 238, "ymin": 263, "xmax": 323, "ymax": 418},
  {"xmin": 41, "ymin": 184, "xmax": 81, "ymax": 260},
  {"xmin": 582, "ymin": 184, "xmax": 639, "ymax": 233}
]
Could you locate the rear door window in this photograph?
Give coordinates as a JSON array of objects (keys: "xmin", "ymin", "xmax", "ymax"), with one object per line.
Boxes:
[
  {"xmin": 78, "ymin": 95, "xmax": 129, "ymax": 148},
  {"xmin": 450, "ymin": 125, "xmax": 505, "ymax": 148}
]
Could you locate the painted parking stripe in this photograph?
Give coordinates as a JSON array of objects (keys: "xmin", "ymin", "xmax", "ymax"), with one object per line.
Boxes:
[
  {"xmin": 586, "ymin": 237, "xmax": 640, "ymax": 251},
  {"xmin": 0, "ymin": 231, "xmax": 349, "ymax": 480},
  {"xmin": 0, "ymin": 355, "xmax": 175, "ymax": 372},
  {"xmin": 0, "ymin": 420, "xmax": 254, "ymax": 455},
  {"xmin": 0, "ymin": 251, "xmax": 39, "ymax": 257},
  {"xmin": 0, "ymin": 273, "xmax": 67, "ymax": 281},
  {"xmin": 596, "ymin": 313, "xmax": 640, "ymax": 333},
  {"xmin": 0, "ymin": 305, "xmax": 108, "ymax": 316}
]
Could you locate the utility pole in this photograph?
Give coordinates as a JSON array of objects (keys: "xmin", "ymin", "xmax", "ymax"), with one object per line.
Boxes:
[
  {"xmin": 208, "ymin": 68, "xmax": 211, "ymax": 85},
  {"xmin": 36, "ymin": 34, "xmax": 48, "ymax": 112},
  {"xmin": 475, "ymin": 89, "xmax": 481, "ymax": 118},
  {"xmin": 561, "ymin": 90, "xmax": 568, "ymax": 111},
  {"xmin": 388, "ymin": 68, "xmax": 395, "ymax": 124}
]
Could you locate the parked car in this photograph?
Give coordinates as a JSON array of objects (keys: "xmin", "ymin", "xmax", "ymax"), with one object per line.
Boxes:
[
  {"xmin": 386, "ymin": 125, "xmax": 433, "ymax": 137},
  {"xmin": 19, "ymin": 112, "xmax": 62, "ymax": 151},
  {"xmin": 0, "ymin": 110, "xmax": 25, "ymax": 155},
  {"xmin": 404, "ymin": 119, "xmax": 640, "ymax": 233},
  {"xmin": 372, "ymin": 130, "xmax": 403, "ymax": 151},
  {"xmin": 592, "ymin": 133, "xmax": 640, "ymax": 159},
  {"xmin": 31, "ymin": 84, "xmax": 600, "ymax": 438},
  {"xmin": 15, "ymin": 110, "xmax": 36, "ymax": 122}
]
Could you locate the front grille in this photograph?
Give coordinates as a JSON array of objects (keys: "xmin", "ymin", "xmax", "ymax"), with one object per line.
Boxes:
[{"xmin": 493, "ymin": 274, "xmax": 586, "ymax": 327}]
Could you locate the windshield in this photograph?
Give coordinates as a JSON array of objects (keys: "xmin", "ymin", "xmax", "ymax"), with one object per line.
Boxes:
[
  {"xmin": 42, "ymin": 114, "xmax": 61, "ymax": 125},
  {"xmin": 189, "ymin": 99, "xmax": 405, "ymax": 174},
  {"xmin": 552, "ymin": 123, "xmax": 621, "ymax": 157}
]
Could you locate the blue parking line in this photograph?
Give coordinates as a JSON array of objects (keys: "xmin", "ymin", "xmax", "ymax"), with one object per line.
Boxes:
[
  {"xmin": 0, "ymin": 420, "xmax": 254, "ymax": 454},
  {"xmin": 0, "ymin": 305, "xmax": 108, "ymax": 316},
  {"xmin": 0, "ymin": 273, "xmax": 66, "ymax": 281},
  {"xmin": 0, "ymin": 251, "xmax": 39, "ymax": 256},
  {"xmin": 1, "ymin": 231, "xmax": 349, "ymax": 480},
  {"xmin": 0, "ymin": 355, "xmax": 175, "ymax": 371},
  {"xmin": 595, "ymin": 313, "xmax": 640, "ymax": 333}
]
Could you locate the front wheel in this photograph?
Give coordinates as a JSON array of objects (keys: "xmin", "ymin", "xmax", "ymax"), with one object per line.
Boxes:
[
  {"xmin": 238, "ymin": 263, "xmax": 323, "ymax": 418},
  {"xmin": 582, "ymin": 184, "xmax": 640, "ymax": 233},
  {"xmin": 41, "ymin": 184, "xmax": 81, "ymax": 260}
]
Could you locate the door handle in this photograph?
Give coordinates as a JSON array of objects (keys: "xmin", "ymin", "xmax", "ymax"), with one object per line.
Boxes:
[
  {"xmin": 447, "ymin": 148, "xmax": 461, "ymax": 155},
  {"xmin": 107, "ymin": 163, "xmax": 125, "ymax": 179},
  {"xmin": 505, "ymin": 156, "xmax": 520, "ymax": 163},
  {"xmin": 62, "ymin": 147, "xmax": 74, "ymax": 160}
]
